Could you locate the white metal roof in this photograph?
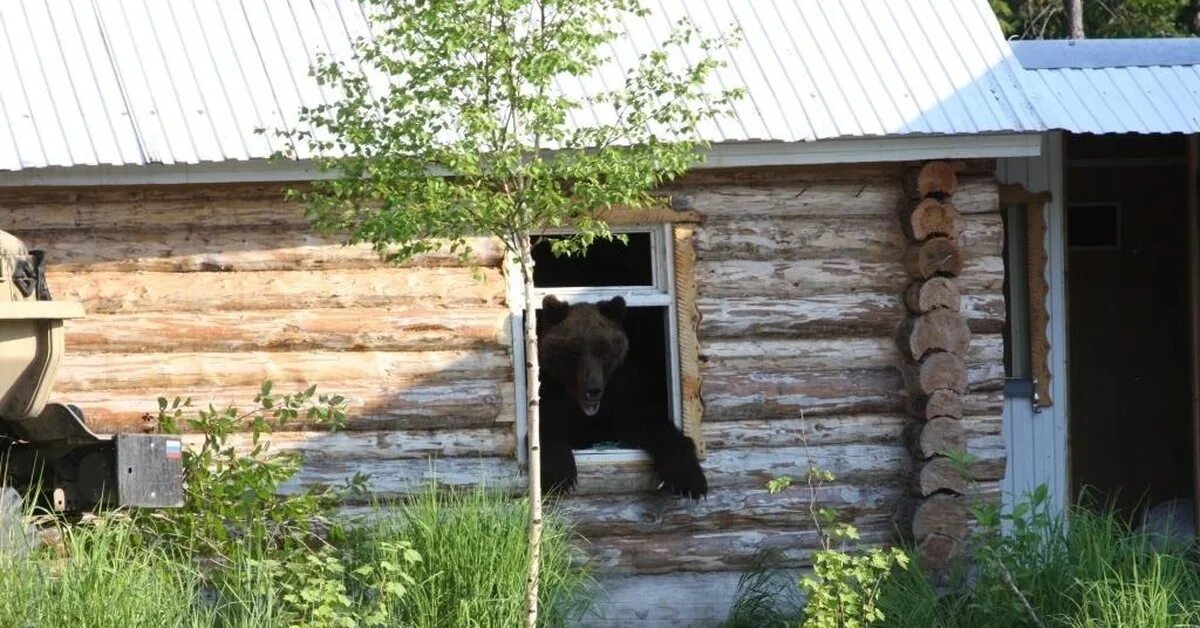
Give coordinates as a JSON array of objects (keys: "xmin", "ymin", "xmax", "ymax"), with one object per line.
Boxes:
[
  {"xmin": 0, "ymin": 0, "xmax": 1043, "ymax": 173},
  {"xmin": 1011, "ymin": 40, "xmax": 1200, "ymax": 134}
]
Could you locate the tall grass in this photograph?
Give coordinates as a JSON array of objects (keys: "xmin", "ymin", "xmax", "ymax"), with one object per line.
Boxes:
[
  {"xmin": 344, "ymin": 484, "xmax": 595, "ymax": 628},
  {"xmin": 876, "ymin": 506, "xmax": 1200, "ymax": 628},
  {"xmin": 0, "ymin": 518, "xmax": 209, "ymax": 628}
]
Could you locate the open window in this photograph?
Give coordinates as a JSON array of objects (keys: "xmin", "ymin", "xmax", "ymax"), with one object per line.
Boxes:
[{"xmin": 508, "ymin": 214, "xmax": 703, "ymax": 464}]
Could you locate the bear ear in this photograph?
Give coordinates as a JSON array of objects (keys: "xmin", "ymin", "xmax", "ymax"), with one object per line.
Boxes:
[
  {"xmin": 540, "ymin": 295, "xmax": 570, "ymax": 327},
  {"xmin": 596, "ymin": 296, "xmax": 626, "ymax": 323}
]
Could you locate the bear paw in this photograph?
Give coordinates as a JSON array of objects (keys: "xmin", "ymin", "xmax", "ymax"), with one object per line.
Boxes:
[{"xmin": 657, "ymin": 460, "xmax": 708, "ymax": 500}]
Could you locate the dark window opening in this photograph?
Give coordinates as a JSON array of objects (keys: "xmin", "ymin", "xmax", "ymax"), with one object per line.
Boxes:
[
  {"xmin": 1068, "ymin": 203, "xmax": 1120, "ymax": 250},
  {"xmin": 1002, "ymin": 203, "xmax": 1031, "ymax": 380},
  {"xmin": 531, "ymin": 233, "xmax": 653, "ymax": 287}
]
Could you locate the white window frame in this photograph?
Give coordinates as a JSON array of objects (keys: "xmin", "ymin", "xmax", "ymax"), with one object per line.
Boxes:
[{"xmin": 508, "ymin": 223, "xmax": 683, "ymax": 465}]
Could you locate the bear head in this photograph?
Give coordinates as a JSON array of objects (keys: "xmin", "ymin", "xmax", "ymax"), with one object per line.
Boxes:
[{"xmin": 537, "ymin": 295, "xmax": 629, "ymax": 417}]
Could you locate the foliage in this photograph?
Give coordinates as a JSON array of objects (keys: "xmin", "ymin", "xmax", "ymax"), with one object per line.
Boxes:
[
  {"xmin": 730, "ymin": 414, "xmax": 907, "ymax": 628},
  {"xmin": 275, "ymin": 0, "xmax": 742, "ymax": 264},
  {"xmin": 991, "ymin": 0, "xmax": 1198, "ymax": 39},
  {"xmin": 723, "ymin": 550, "xmax": 805, "ymax": 628},
  {"xmin": 141, "ymin": 382, "xmax": 414, "ymax": 627},
  {"xmin": 342, "ymin": 484, "xmax": 596, "ymax": 627},
  {"xmin": 876, "ymin": 487, "xmax": 1200, "ymax": 628},
  {"xmin": 149, "ymin": 381, "xmax": 349, "ymax": 556}
]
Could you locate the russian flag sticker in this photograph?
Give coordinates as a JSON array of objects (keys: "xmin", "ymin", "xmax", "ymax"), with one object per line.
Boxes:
[{"xmin": 166, "ymin": 440, "xmax": 182, "ymax": 460}]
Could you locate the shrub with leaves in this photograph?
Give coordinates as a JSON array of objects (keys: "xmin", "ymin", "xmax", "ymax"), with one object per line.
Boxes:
[
  {"xmin": 748, "ymin": 414, "xmax": 907, "ymax": 628},
  {"xmin": 148, "ymin": 381, "xmax": 349, "ymax": 555}
]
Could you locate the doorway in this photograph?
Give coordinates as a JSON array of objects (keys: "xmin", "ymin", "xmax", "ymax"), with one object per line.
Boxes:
[{"xmin": 1066, "ymin": 134, "xmax": 1193, "ymax": 518}]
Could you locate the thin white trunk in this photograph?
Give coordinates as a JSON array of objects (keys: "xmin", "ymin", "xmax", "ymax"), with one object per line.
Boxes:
[
  {"xmin": 521, "ymin": 235, "xmax": 543, "ymax": 628},
  {"xmin": 1064, "ymin": 0, "xmax": 1084, "ymax": 39}
]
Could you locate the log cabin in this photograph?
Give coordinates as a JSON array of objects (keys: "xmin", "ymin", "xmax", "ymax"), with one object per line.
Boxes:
[{"xmin": 0, "ymin": 1, "xmax": 1197, "ymax": 625}]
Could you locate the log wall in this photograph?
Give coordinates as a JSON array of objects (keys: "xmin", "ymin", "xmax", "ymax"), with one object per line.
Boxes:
[{"xmin": 0, "ymin": 163, "xmax": 1007, "ymax": 625}]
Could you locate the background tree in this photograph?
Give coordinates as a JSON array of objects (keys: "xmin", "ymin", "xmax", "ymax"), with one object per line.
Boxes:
[
  {"xmin": 273, "ymin": 0, "xmax": 740, "ymax": 624},
  {"xmin": 990, "ymin": 0, "xmax": 1199, "ymax": 38}
]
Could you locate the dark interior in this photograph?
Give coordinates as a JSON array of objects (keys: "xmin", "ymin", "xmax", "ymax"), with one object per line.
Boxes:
[
  {"xmin": 534, "ymin": 234, "xmax": 672, "ymax": 449},
  {"xmin": 532, "ymin": 233, "xmax": 653, "ymax": 287},
  {"xmin": 1066, "ymin": 133, "xmax": 1194, "ymax": 517}
]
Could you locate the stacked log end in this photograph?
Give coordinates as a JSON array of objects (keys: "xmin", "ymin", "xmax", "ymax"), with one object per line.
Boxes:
[{"xmin": 897, "ymin": 161, "xmax": 971, "ymax": 576}]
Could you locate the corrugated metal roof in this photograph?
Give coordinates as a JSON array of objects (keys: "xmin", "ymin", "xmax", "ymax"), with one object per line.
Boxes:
[
  {"xmin": 1012, "ymin": 40, "xmax": 1200, "ymax": 134},
  {"xmin": 0, "ymin": 0, "xmax": 1041, "ymax": 172}
]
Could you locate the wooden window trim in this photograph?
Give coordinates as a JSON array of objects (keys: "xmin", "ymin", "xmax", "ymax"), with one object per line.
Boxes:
[{"xmin": 1000, "ymin": 183, "xmax": 1053, "ymax": 407}]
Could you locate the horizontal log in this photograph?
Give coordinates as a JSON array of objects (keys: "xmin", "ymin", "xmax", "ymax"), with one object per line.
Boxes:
[
  {"xmin": 917, "ymin": 533, "xmax": 960, "ymax": 573},
  {"xmin": 904, "ymin": 237, "xmax": 964, "ymax": 279},
  {"xmin": 65, "ymin": 307, "xmax": 510, "ymax": 353},
  {"xmin": 49, "ymin": 267, "xmax": 506, "ymax": 313},
  {"xmin": 904, "ymin": 277, "xmax": 961, "ymax": 313},
  {"xmin": 292, "ymin": 437, "xmax": 993, "ymax": 502},
  {"xmin": 902, "ymin": 352, "xmax": 969, "ymax": 397},
  {"xmin": 17, "ymin": 227, "xmax": 503, "ymax": 272},
  {"xmin": 583, "ymin": 571, "xmax": 745, "ymax": 627},
  {"xmin": 700, "ymin": 334, "xmax": 1002, "ymax": 373},
  {"xmin": 181, "ymin": 427, "xmax": 516, "ymax": 460},
  {"xmin": 1, "ymin": 195, "xmax": 309, "ymax": 230},
  {"xmin": 910, "ymin": 389, "xmax": 965, "ymax": 421},
  {"xmin": 72, "ymin": 379, "xmax": 515, "ymax": 433},
  {"xmin": 680, "ymin": 174, "xmax": 997, "ymax": 218},
  {"xmin": 915, "ymin": 457, "xmax": 970, "ymax": 496},
  {"xmin": 908, "ymin": 417, "xmax": 967, "ymax": 460},
  {"xmin": 902, "ymin": 198, "xmax": 962, "ymax": 242},
  {"xmin": 912, "ymin": 494, "xmax": 969, "ymax": 541},
  {"xmin": 905, "ymin": 161, "xmax": 958, "ymax": 199},
  {"xmin": 57, "ymin": 349, "xmax": 511, "ymax": 392},
  {"xmin": 583, "ymin": 517, "xmax": 894, "ymax": 574},
  {"xmin": 561, "ymin": 483, "xmax": 902, "ymax": 538},
  {"xmin": 696, "ymin": 256, "xmax": 1000, "ymax": 298},
  {"xmin": 898, "ymin": 309, "xmax": 972, "ymax": 360},
  {"xmin": 698, "ymin": 292, "xmax": 1005, "ymax": 339},
  {"xmin": 693, "ymin": 213, "xmax": 1001, "ymax": 262},
  {"xmin": 704, "ymin": 411, "xmax": 995, "ymax": 445},
  {"xmin": 704, "ymin": 358, "xmax": 1002, "ymax": 422}
]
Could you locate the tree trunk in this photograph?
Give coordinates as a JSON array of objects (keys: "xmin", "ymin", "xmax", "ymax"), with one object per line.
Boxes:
[
  {"xmin": 1065, "ymin": 0, "xmax": 1085, "ymax": 39},
  {"xmin": 520, "ymin": 236, "xmax": 543, "ymax": 628}
]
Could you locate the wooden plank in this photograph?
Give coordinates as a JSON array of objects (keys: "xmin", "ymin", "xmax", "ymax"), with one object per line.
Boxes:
[
  {"xmin": 57, "ymin": 349, "xmax": 511, "ymax": 392},
  {"xmin": 695, "ymin": 256, "xmax": 1002, "ymax": 298},
  {"xmin": 49, "ymin": 267, "xmax": 506, "ymax": 313},
  {"xmin": 694, "ymin": 213, "xmax": 1002, "ymax": 262},
  {"xmin": 17, "ymin": 227, "xmax": 503, "ymax": 272},
  {"xmin": 65, "ymin": 307, "xmax": 510, "ymax": 353},
  {"xmin": 673, "ymin": 224, "xmax": 705, "ymax": 457},
  {"xmin": 679, "ymin": 174, "xmax": 997, "ymax": 218},
  {"xmin": 73, "ymin": 379, "xmax": 515, "ymax": 433}
]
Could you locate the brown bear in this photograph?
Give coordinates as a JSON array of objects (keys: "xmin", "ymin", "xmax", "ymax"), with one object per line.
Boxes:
[{"xmin": 536, "ymin": 294, "xmax": 707, "ymax": 498}]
